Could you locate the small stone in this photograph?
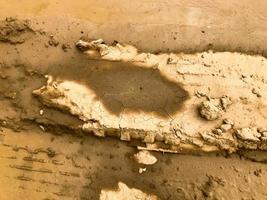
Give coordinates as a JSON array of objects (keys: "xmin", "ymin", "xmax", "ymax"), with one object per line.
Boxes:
[
  {"xmin": 52, "ymin": 82, "xmax": 58, "ymax": 89},
  {"xmin": 199, "ymin": 99, "xmax": 222, "ymax": 120},
  {"xmin": 195, "ymin": 90, "xmax": 207, "ymax": 98},
  {"xmin": 47, "ymin": 147, "xmax": 56, "ymax": 157},
  {"xmin": 138, "ymin": 167, "xmax": 146, "ymax": 174},
  {"xmin": 93, "ymin": 130, "xmax": 105, "ymax": 137},
  {"xmin": 120, "ymin": 131, "xmax": 131, "ymax": 141},
  {"xmin": 133, "ymin": 151, "xmax": 157, "ymax": 165},
  {"xmin": 39, "ymin": 125, "xmax": 45, "ymax": 132},
  {"xmin": 220, "ymin": 96, "xmax": 232, "ymax": 110},
  {"xmin": 61, "ymin": 44, "xmax": 71, "ymax": 52},
  {"xmin": 4, "ymin": 91, "xmax": 17, "ymax": 99},
  {"xmin": 199, "ymin": 96, "xmax": 232, "ymax": 120},
  {"xmin": 260, "ymin": 131, "xmax": 267, "ymax": 141},
  {"xmin": 39, "ymin": 109, "xmax": 44, "ymax": 115},
  {"xmin": 223, "ymin": 118, "xmax": 234, "ymax": 125},
  {"xmin": 254, "ymin": 169, "xmax": 262, "ymax": 177},
  {"xmin": 164, "ymin": 134, "xmax": 180, "ymax": 145},
  {"xmin": 239, "ymin": 96, "xmax": 248, "ymax": 104},
  {"xmin": 143, "ymin": 133, "xmax": 155, "ymax": 143},
  {"xmin": 155, "ymin": 132, "xmax": 164, "ymax": 141},
  {"xmin": 167, "ymin": 57, "xmax": 173, "ymax": 64},
  {"xmin": 220, "ymin": 124, "xmax": 232, "ymax": 132},
  {"xmin": 48, "ymin": 35, "xmax": 59, "ymax": 47},
  {"xmin": 236, "ymin": 128, "xmax": 261, "ymax": 142},
  {"xmin": 261, "ymin": 132, "xmax": 267, "ymax": 141},
  {"xmin": 212, "ymin": 128, "xmax": 223, "ymax": 135},
  {"xmin": 252, "ymin": 88, "xmax": 261, "ymax": 97},
  {"xmin": 240, "ymin": 75, "xmax": 249, "ymax": 83},
  {"xmin": 0, "ymin": 71, "xmax": 7, "ymax": 79},
  {"xmin": 258, "ymin": 128, "xmax": 267, "ymax": 133},
  {"xmin": 261, "ymin": 132, "xmax": 267, "ymax": 137},
  {"xmin": 192, "ymin": 138, "xmax": 204, "ymax": 147}
]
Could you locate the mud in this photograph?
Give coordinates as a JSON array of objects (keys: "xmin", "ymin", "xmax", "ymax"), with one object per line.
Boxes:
[{"xmin": 0, "ymin": 1, "xmax": 267, "ymax": 199}]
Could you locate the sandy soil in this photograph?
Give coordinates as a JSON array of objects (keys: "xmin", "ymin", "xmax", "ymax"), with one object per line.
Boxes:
[{"xmin": 0, "ymin": 1, "xmax": 267, "ymax": 200}]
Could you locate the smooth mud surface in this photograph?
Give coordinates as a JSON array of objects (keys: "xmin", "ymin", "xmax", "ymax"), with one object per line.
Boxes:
[{"xmin": 0, "ymin": 1, "xmax": 267, "ymax": 200}]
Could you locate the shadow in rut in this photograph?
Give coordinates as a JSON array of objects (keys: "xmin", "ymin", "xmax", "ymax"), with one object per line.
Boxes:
[
  {"xmin": 51, "ymin": 59, "xmax": 189, "ymax": 118},
  {"xmin": 82, "ymin": 62, "xmax": 189, "ymax": 117}
]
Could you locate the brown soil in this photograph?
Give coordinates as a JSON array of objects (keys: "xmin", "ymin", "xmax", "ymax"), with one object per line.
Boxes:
[{"xmin": 0, "ymin": 1, "xmax": 267, "ymax": 200}]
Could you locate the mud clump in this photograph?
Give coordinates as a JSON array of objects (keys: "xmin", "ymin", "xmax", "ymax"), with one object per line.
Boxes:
[
  {"xmin": 199, "ymin": 96, "xmax": 232, "ymax": 121},
  {"xmin": 0, "ymin": 17, "xmax": 34, "ymax": 44}
]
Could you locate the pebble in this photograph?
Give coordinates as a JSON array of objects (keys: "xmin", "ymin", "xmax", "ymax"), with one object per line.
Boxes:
[
  {"xmin": 134, "ymin": 150, "xmax": 157, "ymax": 165},
  {"xmin": 220, "ymin": 124, "xmax": 232, "ymax": 132},
  {"xmin": 252, "ymin": 88, "xmax": 261, "ymax": 97},
  {"xmin": 39, "ymin": 125, "xmax": 45, "ymax": 132},
  {"xmin": 139, "ymin": 167, "xmax": 147, "ymax": 174},
  {"xmin": 223, "ymin": 118, "xmax": 234, "ymax": 125}
]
